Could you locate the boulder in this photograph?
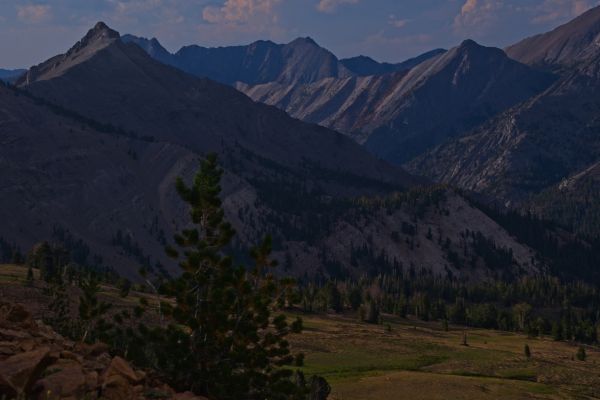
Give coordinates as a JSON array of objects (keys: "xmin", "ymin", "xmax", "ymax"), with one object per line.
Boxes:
[
  {"xmin": 76, "ymin": 342, "xmax": 109, "ymax": 357},
  {"xmin": 102, "ymin": 374, "xmax": 135, "ymax": 400},
  {"xmin": 104, "ymin": 356, "xmax": 143, "ymax": 385},
  {"xmin": 0, "ymin": 302, "xmax": 36, "ymax": 329},
  {"xmin": 33, "ymin": 359, "xmax": 87, "ymax": 399},
  {"xmin": 0, "ymin": 346, "xmax": 55, "ymax": 394},
  {"xmin": 172, "ymin": 391, "xmax": 211, "ymax": 400}
]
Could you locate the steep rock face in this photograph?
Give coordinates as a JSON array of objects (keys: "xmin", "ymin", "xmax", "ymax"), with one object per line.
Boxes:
[
  {"xmin": 241, "ymin": 40, "xmax": 554, "ymax": 164},
  {"xmin": 412, "ymin": 15, "xmax": 600, "ymax": 206},
  {"xmin": 506, "ymin": 6, "xmax": 600, "ymax": 70}
]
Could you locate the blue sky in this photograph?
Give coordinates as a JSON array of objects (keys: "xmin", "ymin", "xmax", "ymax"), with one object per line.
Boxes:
[{"xmin": 0, "ymin": 0, "xmax": 598, "ymax": 68}]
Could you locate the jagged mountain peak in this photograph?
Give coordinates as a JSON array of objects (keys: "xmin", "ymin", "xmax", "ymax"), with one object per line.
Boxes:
[
  {"xmin": 17, "ymin": 22, "xmax": 123, "ymax": 84},
  {"xmin": 288, "ymin": 36, "xmax": 319, "ymax": 47},
  {"xmin": 77, "ymin": 21, "xmax": 120, "ymax": 48},
  {"xmin": 451, "ymin": 39, "xmax": 504, "ymax": 58}
]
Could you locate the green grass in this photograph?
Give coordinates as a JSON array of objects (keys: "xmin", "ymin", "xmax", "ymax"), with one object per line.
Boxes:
[{"xmin": 289, "ymin": 313, "xmax": 600, "ymax": 399}]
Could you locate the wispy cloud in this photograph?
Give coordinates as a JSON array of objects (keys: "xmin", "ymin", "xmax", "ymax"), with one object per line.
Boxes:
[
  {"xmin": 316, "ymin": 0, "xmax": 359, "ymax": 14},
  {"xmin": 203, "ymin": 0, "xmax": 281, "ymax": 24},
  {"xmin": 16, "ymin": 4, "xmax": 52, "ymax": 23},
  {"xmin": 388, "ymin": 14, "xmax": 408, "ymax": 28}
]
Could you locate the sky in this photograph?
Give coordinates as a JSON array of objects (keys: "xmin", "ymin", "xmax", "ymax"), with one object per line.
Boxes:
[{"xmin": 0, "ymin": 0, "xmax": 599, "ymax": 69}]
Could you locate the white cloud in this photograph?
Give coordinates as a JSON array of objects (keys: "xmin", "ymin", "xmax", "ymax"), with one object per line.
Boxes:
[
  {"xmin": 203, "ymin": 0, "xmax": 281, "ymax": 24},
  {"xmin": 16, "ymin": 5, "xmax": 52, "ymax": 23},
  {"xmin": 453, "ymin": 0, "xmax": 502, "ymax": 32},
  {"xmin": 316, "ymin": 0, "xmax": 359, "ymax": 14},
  {"xmin": 388, "ymin": 14, "xmax": 408, "ymax": 28}
]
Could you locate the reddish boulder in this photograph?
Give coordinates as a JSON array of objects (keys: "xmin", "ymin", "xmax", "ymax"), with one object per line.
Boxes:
[
  {"xmin": 33, "ymin": 359, "xmax": 87, "ymax": 399},
  {"xmin": 104, "ymin": 356, "xmax": 143, "ymax": 385},
  {"xmin": 0, "ymin": 346, "xmax": 55, "ymax": 394}
]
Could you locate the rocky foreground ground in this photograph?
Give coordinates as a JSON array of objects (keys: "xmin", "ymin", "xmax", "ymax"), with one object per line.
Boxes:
[{"xmin": 0, "ymin": 301, "xmax": 207, "ymax": 400}]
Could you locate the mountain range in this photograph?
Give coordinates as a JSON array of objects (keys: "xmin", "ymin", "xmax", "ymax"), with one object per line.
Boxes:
[
  {"xmin": 125, "ymin": 34, "xmax": 554, "ymax": 166},
  {"xmin": 121, "ymin": 34, "xmax": 444, "ymax": 86},
  {"xmin": 411, "ymin": 6, "xmax": 600, "ymax": 211},
  {"xmin": 5, "ymin": 6, "xmax": 600, "ymax": 282},
  {"xmin": 2, "ymin": 22, "xmax": 548, "ymax": 282},
  {"xmin": 124, "ymin": 6, "xmax": 600, "ymax": 240}
]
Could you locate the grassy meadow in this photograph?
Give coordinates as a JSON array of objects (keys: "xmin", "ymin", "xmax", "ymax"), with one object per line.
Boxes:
[{"xmin": 2, "ymin": 264, "xmax": 600, "ymax": 399}]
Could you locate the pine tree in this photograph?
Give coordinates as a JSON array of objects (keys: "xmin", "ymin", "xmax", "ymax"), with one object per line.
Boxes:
[
  {"xmin": 149, "ymin": 154, "xmax": 306, "ymax": 399},
  {"xmin": 524, "ymin": 344, "xmax": 531, "ymax": 359},
  {"xmin": 78, "ymin": 275, "xmax": 112, "ymax": 343}
]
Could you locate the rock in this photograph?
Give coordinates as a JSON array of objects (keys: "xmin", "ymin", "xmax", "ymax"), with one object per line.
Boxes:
[
  {"xmin": 76, "ymin": 341, "xmax": 110, "ymax": 357},
  {"xmin": 0, "ymin": 302, "xmax": 36, "ymax": 329},
  {"xmin": 172, "ymin": 391, "xmax": 210, "ymax": 400},
  {"xmin": 0, "ymin": 346, "xmax": 55, "ymax": 394},
  {"xmin": 61, "ymin": 350, "xmax": 83, "ymax": 363},
  {"xmin": 33, "ymin": 359, "xmax": 87, "ymax": 399},
  {"xmin": 19, "ymin": 338, "xmax": 37, "ymax": 352},
  {"xmin": 85, "ymin": 371, "xmax": 99, "ymax": 390},
  {"xmin": 0, "ymin": 340, "xmax": 18, "ymax": 356},
  {"xmin": 104, "ymin": 356, "xmax": 143, "ymax": 384},
  {"xmin": 0, "ymin": 327, "xmax": 32, "ymax": 341},
  {"xmin": 102, "ymin": 374, "xmax": 134, "ymax": 400}
]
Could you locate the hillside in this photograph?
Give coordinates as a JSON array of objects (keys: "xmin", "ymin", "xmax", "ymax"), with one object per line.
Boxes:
[
  {"xmin": 1, "ymin": 22, "xmax": 553, "ymax": 282},
  {"xmin": 240, "ymin": 40, "xmax": 554, "ymax": 164},
  {"xmin": 410, "ymin": 12, "xmax": 600, "ymax": 207}
]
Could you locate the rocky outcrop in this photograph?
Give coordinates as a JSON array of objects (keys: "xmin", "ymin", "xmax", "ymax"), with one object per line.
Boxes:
[{"xmin": 0, "ymin": 302, "xmax": 207, "ymax": 400}]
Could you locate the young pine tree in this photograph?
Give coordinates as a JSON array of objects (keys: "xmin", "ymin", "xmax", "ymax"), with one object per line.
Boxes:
[{"xmin": 154, "ymin": 154, "xmax": 306, "ymax": 399}]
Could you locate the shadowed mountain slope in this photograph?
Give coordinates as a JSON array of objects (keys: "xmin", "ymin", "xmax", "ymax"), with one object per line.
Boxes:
[
  {"xmin": 2, "ymin": 22, "xmax": 549, "ymax": 281},
  {"xmin": 411, "ymin": 11, "xmax": 600, "ymax": 209},
  {"xmin": 240, "ymin": 40, "xmax": 555, "ymax": 164}
]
